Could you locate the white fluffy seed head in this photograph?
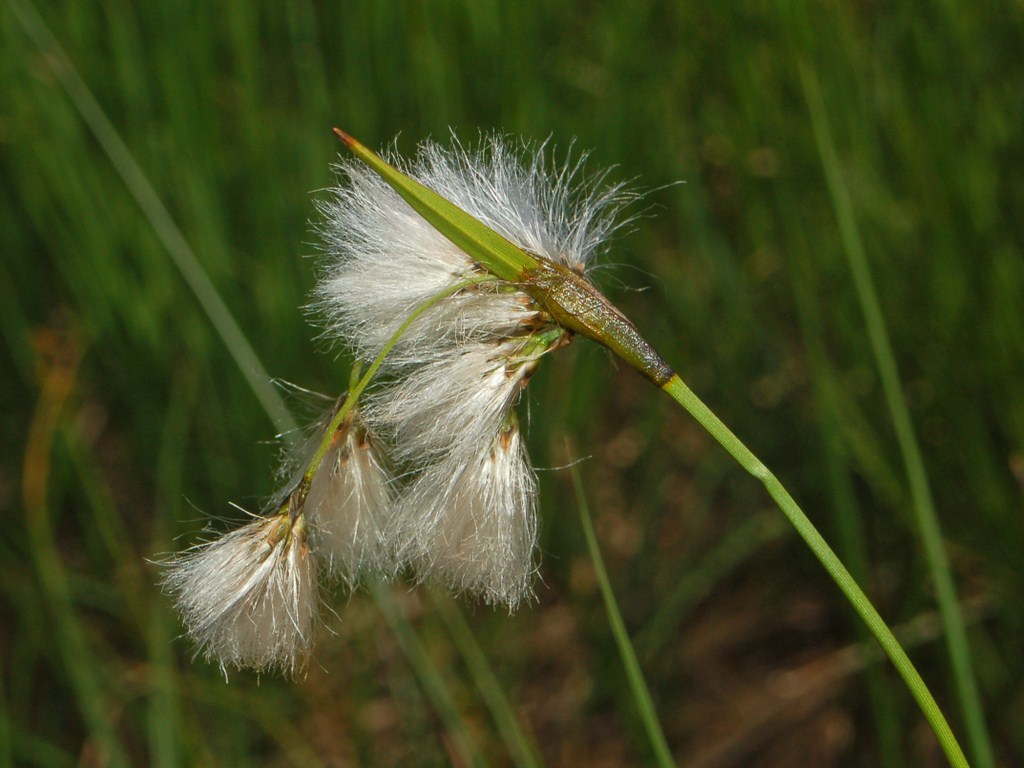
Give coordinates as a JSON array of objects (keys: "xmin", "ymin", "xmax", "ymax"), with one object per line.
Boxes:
[
  {"xmin": 396, "ymin": 419, "xmax": 538, "ymax": 609},
  {"xmin": 363, "ymin": 339, "xmax": 539, "ymax": 467},
  {"xmin": 309, "ymin": 133, "xmax": 635, "ymax": 609},
  {"xmin": 304, "ymin": 420, "xmax": 394, "ymax": 587},
  {"xmin": 358, "ymin": 338, "xmax": 547, "ymax": 609},
  {"xmin": 314, "ymin": 166, "xmax": 472, "ymax": 361},
  {"xmin": 412, "ymin": 135, "xmax": 633, "ymax": 271},
  {"xmin": 312, "ymin": 133, "xmax": 635, "ymax": 363},
  {"xmin": 161, "ymin": 515, "xmax": 319, "ymax": 677}
]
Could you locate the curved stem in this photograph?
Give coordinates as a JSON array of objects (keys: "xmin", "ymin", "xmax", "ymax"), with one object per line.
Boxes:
[
  {"xmin": 798, "ymin": 60, "xmax": 993, "ymax": 768},
  {"xmin": 301, "ymin": 274, "xmax": 498, "ymax": 486},
  {"xmin": 661, "ymin": 374, "xmax": 969, "ymax": 768}
]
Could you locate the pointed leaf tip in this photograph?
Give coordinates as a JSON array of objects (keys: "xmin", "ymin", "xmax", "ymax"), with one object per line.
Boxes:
[
  {"xmin": 332, "ymin": 127, "xmax": 356, "ymax": 147},
  {"xmin": 333, "ymin": 132, "xmax": 538, "ymax": 282}
]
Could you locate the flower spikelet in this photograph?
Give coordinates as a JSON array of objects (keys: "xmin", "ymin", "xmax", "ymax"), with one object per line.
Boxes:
[
  {"xmin": 400, "ymin": 416, "xmax": 538, "ymax": 609},
  {"xmin": 363, "ymin": 338, "xmax": 534, "ymax": 465},
  {"xmin": 304, "ymin": 413, "xmax": 394, "ymax": 586},
  {"xmin": 161, "ymin": 514, "xmax": 318, "ymax": 676}
]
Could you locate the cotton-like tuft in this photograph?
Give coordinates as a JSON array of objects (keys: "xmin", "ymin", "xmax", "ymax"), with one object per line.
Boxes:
[
  {"xmin": 304, "ymin": 415, "xmax": 394, "ymax": 586},
  {"xmin": 363, "ymin": 339, "xmax": 538, "ymax": 465},
  {"xmin": 161, "ymin": 514, "xmax": 319, "ymax": 676},
  {"xmin": 397, "ymin": 419, "xmax": 538, "ymax": 609},
  {"xmin": 164, "ymin": 132, "xmax": 636, "ymax": 674}
]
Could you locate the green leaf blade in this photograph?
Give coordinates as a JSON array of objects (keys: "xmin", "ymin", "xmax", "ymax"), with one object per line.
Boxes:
[{"xmin": 334, "ymin": 129, "xmax": 539, "ymax": 282}]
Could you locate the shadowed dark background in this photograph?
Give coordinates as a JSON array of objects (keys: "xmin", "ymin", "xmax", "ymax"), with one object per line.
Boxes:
[{"xmin": 2, "ymin": 2, "xmax": 1022, "ymax": 765}]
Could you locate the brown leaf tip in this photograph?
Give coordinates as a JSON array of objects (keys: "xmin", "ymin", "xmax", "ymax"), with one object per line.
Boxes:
[{"xmin": 332, "ymin": 127, "xmax": 356, "ymax": 147}]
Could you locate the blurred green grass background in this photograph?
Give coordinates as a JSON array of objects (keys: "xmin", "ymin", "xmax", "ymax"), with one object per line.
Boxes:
[{"xmin": 1, "ymin": 1, "xmax": 1022, "ymax": 765}]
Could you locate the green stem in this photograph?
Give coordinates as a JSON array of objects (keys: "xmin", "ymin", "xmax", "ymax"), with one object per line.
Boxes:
[
  {"xmin": 798, "ymin": 60, "xmax": 994, "ymax": 768},
  {"xmin": 369, "ymin": 582, "xmax": 486, "ymax": 768},
  {"xmin": 661, "ymin": 374, "xmax": 969, "ymax": 768},
  {"xmin": 429, "ymin": 594, "xmax": 543, "ymax": 768},
  {"xmin": 298, "ymin": 274, "xmax": 497, "ymax": 489},
  {"xmin": 571, "ymin": 466, "xmax": 674, "ymax": 768}
]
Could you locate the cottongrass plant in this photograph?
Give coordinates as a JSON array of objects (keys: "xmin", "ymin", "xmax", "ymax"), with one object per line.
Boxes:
[
  {"xmin": 163, "ymin": 132, "xmax": 629, "ymax": 670},
  {"xmin": 162, "ymin": 129, "xmax": 970, "ymax": 767}
]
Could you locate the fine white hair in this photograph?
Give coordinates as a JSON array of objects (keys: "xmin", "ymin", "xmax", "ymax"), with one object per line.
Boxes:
[
  {"xmin": 304, "ymin": 420, "xmax": 394, "ymax": 586},
  {"xmin": 396, "ymin": 420, "xmax": 538, "ymax": 609},
  {"xmin": 161, "ymin": 515, "xmax": 319, "ymax": 677},
  {"xmin": 312, "ymin": 132, "xmax": 634, "ymax": 364}
]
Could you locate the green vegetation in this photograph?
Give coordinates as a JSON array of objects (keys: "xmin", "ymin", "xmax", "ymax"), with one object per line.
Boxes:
[{"xmin": 2, "ymin": 1, "xmax": 1020, "ymax": 765}]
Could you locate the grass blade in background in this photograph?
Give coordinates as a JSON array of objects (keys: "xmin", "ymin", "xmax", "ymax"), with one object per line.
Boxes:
[
  {"xmin": 430, "ymin": 593, "xmax": 543, "ymax": 768},
  {"xmin": 146, "ymin": 370, "xmax": 199, "ymax": 768},
  {"xmin": 8, "ymin": 0, "xmax": 295, "ymax": 437},
  {"xmin": 22, "ymin": 340, "xmax": 131, "ymax": 768},
  {"xmin": 570, "ymin": 463, "xmax": 674, "ymax": 768},
  {"xmin": 7, "ymin": 4, "xmax": 527, "ymax": 764},
  {"xmin": 0, "ymin": 632, "xmax": 11, "ymax": 768},
  {"xmin": 370, "ymin": 583, "xmax": 486, "ymax": 768},
  {"xmin": 799, "ymin": 60, "xmax": 996, "ymax": 768}
]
